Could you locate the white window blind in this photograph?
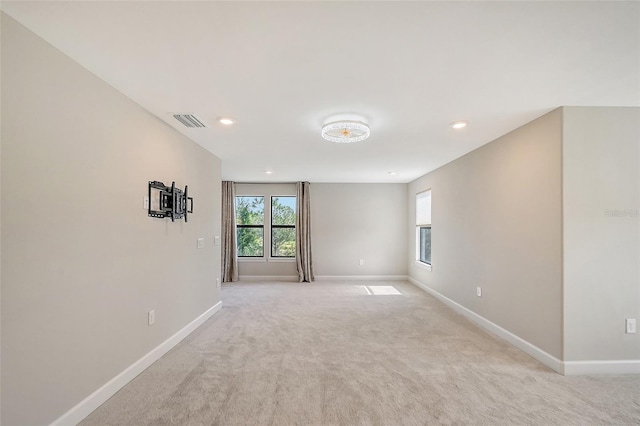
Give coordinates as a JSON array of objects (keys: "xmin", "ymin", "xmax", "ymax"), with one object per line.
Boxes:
[{"xmin": 416, "ymin": 190, "xmax": 431, "ymax": 225}]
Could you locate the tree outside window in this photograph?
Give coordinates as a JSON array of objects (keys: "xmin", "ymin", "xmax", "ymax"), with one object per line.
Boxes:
[
  {"xmin": 271, "ymin": 196, "xmax": 296, "ymax": 257},
  {"xmin": 236, "ymin": 196, "xmax": 264, "ymax": 257}
]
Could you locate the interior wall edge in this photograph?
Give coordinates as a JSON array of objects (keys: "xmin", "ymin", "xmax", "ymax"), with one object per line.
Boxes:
[
  {"xmin": 50, "ymin": 302, "xmax": 223, "ymax": 426},
  {"xmin": 408, "ymin": 277, "xmax": 564, "ymax": 374}
]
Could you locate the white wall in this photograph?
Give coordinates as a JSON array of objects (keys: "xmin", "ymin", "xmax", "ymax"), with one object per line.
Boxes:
[
  {"xmin": 312, "ymin": 183, "xmax": 408, "ymax": 278},
  {"xmin": 236, "ymin": 183, "xmax": 408, "ymax": 279},
  {"xmin": 407, "ymin": 110, "xmax": 564, "ymax": 359},
  {"xmin": 562, "ymin": 107, "xmax": 640, "ymax": 362},
  {"xmin": 1, "ymin": 14, "xmax": 222, "ymax": 425},
  {"xmin": 0, "ymin": 17, "xmax": 3, "ymax": 421}
]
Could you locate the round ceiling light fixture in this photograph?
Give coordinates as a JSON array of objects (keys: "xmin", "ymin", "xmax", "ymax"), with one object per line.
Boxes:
[{"xmin": 321, "ymin": 120, "xmax": 370, "ymax": 143}]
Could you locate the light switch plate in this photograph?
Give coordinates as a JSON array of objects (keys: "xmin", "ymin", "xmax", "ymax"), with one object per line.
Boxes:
[
  {"xmin": 197, "ymin": 238, "xmax": 205, "ymax": 249},
  {"xmin": 214, "ymin": 236, "xmax": 221, "ymax": 246},
  {"xmin": 143, "ymin": 196, "xmax": 149, "ymax": 210}
]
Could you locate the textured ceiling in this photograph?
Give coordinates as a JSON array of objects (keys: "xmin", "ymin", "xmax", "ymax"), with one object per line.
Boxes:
[{"xmin": 2, "ymin": 1, "xmax": 638, "ymax": 182}]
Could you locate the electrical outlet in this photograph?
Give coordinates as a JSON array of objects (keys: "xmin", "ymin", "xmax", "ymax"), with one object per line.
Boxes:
[
  {"xmin": 626, "ymin": 318, "xmax": 636, "ymax": 334},
  {"xmin": 216, "ymin": 278, "xmax": 221, "ymax": 289},
  {"xmin": 148, "ymin": 310, "xmax": 155, "ymax": 326},
  {"xmin": 476, "ymin": 286, "xmax": 482, "ymax": 297},
  {"xmin": 359, "ymin": 259, "xmax": 364, "ymax": 266}
]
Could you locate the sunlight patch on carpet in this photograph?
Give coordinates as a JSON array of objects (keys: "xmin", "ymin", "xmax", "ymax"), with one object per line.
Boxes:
[{"xmin": 361, "ymin": 285, "xmax": 402, "ymax": 295}]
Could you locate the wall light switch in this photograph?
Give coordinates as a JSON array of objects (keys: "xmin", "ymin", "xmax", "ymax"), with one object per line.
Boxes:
[
  {"xmin": 214, "ymin": 236, "xmax": 221, "ymax": 246},
  {"xmin": 359, "ymin": 259, "xmax": 364, "ymax": 266},
  {"xmin": 216, "ymin": 278, "xmax": 221, "ymax": 289},
  {"xmin": 626, "ymin": 318, "xmax": 636, "ymax": 334},
  {"xmin": 476, "ymin": 287, "xmax": 482, "ymax": 297},
  {"xmin": 143, "ymin": 196, "xmax": 149, "ymax": 210},
  {"xmin": 197, "ymin": 238, "xmax": 205, "ymax": 249},
  {"xmin": 148, "ymin": 310, "xmax": 155, "ymax": 326}
]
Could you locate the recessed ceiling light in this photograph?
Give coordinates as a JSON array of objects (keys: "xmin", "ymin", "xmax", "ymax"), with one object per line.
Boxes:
[
  {"xmin": 218, "ymin": 117, "xmax": 236, "ymax": 125},
  {"xmin": 265, "ymin": 170, "xmax": 273, "ymax": 175},
  {"xmin": 388, "ymin": 171, "xmax": 397, "ymax": 175},
  {"xmin": 450, "ymin": 120, "xmax": 468, "ymax": 129}
]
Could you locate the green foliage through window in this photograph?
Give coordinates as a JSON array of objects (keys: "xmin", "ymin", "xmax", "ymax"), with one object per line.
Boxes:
[
  {"xmin": 271, "ymin": 196, "xmax": 296, "ymax": 257},
  {"xmin": 235, "ymin": 196, "xmax": 296, "ymax": 258},
  {"xmin": 236, "ymin": 196, "xmax": 264, "ymax": 257}
]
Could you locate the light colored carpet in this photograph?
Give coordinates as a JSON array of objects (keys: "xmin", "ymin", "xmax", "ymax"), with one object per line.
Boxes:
[{"xmin": 82, "ymin": 281, "xmax": 640, "ymax": 425}]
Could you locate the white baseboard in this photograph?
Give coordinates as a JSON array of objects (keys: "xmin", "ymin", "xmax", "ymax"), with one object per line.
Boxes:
[
  {"xmin": 315, "ymin": 275, "xmax": 409, "ymax": 281},
  {"xmin": 407, "ymin": 277, "xmax": 564, "ymax": 374},
  {"xmin": 237, "ymin": 275, "xmax": 409, "ymax": 282},
  {"xmin": 238, "ymin": 275, "xmax": 298, "ymax": 282},
  {"xmin": 563, "ymin": 360, "xmax": 640, "ymax": 375},
  {"xmin": 51, "ymin": 301, "xmax": 223, "ymax": 426}
]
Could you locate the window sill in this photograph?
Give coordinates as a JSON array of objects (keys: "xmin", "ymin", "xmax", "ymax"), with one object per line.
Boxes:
[
  {"xmin": 237, "ymin": 257, "xmax": 296, "ymax": 263},
  {"xmin": 238, "ymin": 257, "xmax": 267, "ymax": 263},
  {"xmin": 268, "ymin": 257, "xmax": 296, "ymax": 263},
  {"xmin": 414, "ymin": 260, "xmax": 432, "ymax": 271}
]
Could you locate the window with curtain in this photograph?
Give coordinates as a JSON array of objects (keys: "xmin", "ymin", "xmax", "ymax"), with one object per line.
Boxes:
[{"xmin": 416, "ymin": 190, "xmax": 432, "ymax": 266}]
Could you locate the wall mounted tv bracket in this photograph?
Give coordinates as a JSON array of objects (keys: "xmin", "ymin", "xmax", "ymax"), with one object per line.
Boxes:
[{"xmin": 148, "ymin": 181, "xmax": 194, "ymax": 222}]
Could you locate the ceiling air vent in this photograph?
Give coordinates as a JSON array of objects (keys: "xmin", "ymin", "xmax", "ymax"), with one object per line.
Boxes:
[{"xmin": 172, "ymin": 114, "xmax": 207, "ymax": 128}]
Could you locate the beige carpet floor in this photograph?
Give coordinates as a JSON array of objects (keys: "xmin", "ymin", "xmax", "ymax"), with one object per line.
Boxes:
[{"xmin": 82, "ymin": 281, "xmax": 640, "ymax": 425}]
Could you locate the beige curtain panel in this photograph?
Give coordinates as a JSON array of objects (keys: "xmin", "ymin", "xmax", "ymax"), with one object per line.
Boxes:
[
  {"xmin": 295, "ymin": 181, "xmax": 314, "ymax": 282},
  {"xmin": 221, "ymin": 181, "xmax": 238, "ymax": 282}
]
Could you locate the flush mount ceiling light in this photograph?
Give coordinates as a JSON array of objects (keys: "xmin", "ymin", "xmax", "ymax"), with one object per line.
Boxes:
[
  {"xmin": 449, "ymin": 120, "xmax": 468, "ymax": 129},
  {"xmin": 321, "ymin": 120, "xmax": 370, "ymax": 143},
  {"xmin": 217, "ymin": 117, "xmax": 236, "ymax": 126}
]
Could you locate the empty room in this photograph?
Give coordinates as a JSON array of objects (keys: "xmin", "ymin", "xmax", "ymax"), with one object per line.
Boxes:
[{"xmin": 1, "ymin": 1, "xmax": 638, "ymax": 425}]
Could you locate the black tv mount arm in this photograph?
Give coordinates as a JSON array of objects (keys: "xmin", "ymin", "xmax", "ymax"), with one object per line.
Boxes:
[{"xmin": 148, "ymin": 180, "xmax": 194, "ymax": 222}]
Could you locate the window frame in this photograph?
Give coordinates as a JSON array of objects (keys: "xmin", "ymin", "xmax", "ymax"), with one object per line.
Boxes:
[
  {"xmin": 418, "ymin": 225, "xmax": 432, "ymax": 265},
  {"xmin": 235, "ymin": 195, "xmax": 265, "ymax": 258},
  {"xmin": 415, "ymin": 189, "xmax": 432, "ymax": 269},
  {"xmin": 270, "ymin": 196, "xmax": 296, "ymax": 258}
]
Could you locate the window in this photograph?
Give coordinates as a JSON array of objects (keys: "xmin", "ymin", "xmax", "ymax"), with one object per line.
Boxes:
[
  {"xmin": 419, "ymin": 227, "xmax": 431, "ymax": 264},
  {"xmin": 235, "ymin": 195, "xmax": 296, "ymax": 259},
  {"xmin": 271, "ymin": 196, "xmax": 296, "ymax": 257},
  {"xmin": 235, "ymin": 196, "xmax": 264, "ymax": 257},
  {"xmin": 416, "ymin": 190, "xmax": 431, "ymax": 266}
]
